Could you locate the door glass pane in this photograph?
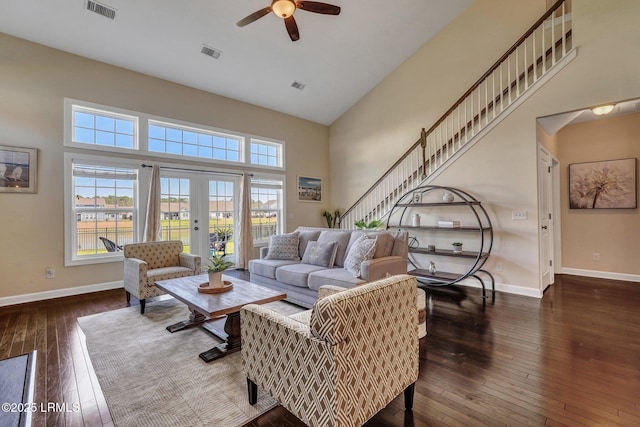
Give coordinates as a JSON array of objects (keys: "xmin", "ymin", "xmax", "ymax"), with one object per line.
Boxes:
[
  {"xmin": 208, "ymin": 179, "xmax": 235, "ymax": 258},
  {"xmin": 160, "ymin": 177, "xmax": 191, "ymax": 252}
]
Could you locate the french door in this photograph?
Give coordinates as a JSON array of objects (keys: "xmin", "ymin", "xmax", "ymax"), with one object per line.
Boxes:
[{"xmin": 159, "ymin": 171, "xmax": 239, "ymax": 263}]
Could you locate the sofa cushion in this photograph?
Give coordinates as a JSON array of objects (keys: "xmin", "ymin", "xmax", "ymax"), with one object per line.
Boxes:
[
  {"xmin": 276, "ymin": 263, "xmax": 327, "ymax": 288},
  {"xmin": 347, "ymin": 231, "xmax": 395, "ymax": 259},
  {"xmin": 307, "ymin": 268, "xmax": 366, "ymax": 290},
  {"xmin": 390, "ymin": 231, "xmax": 409, "ymax": 258},
  {"xmin": 298, "ymin": 230, "xmax": 322, "ymax": 259},
  {"xmin": 248, "ymin": 259, "xmax": 301, "ymax": 279},
  {"xmin": 265, "ymin": 232, "xmax": 300, "ymax": 260},
  {"xmin": 301, "ymin": 241, "xmax": 338, "ymax": 268},
  {"xmin": 344, "ymin": 234, "xmax": 377, "ymax": 277},
  {"xmin": 317, "ymin": 230, "xmax": 352, "ymax": 267}
]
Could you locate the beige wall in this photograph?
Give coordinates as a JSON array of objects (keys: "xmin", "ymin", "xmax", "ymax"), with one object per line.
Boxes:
[
  {"xmin": 557, "ymin": 113, "xmax": 640, "ymax": 275},
  {"xmin": 329, "ymin": 0, "xmax": 640, "ymax": 294},
  {"xmin": 0, "ymin": 33, "xmax": 330, "ymax": 301}
]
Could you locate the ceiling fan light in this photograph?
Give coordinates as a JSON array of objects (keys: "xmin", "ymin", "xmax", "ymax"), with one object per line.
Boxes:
[
  {"xmin": 272, "ymin": 0, "xmax": 296, "ymax": 18},
  {"xmin": 591, "ymin": 104, "xmax": 615, "ymax": 116}
]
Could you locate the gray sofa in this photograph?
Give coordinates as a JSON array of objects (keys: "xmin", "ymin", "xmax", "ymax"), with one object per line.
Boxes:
[{"xmin": 248, "ymin": 227, "xmax": 409, "ymax": 308}]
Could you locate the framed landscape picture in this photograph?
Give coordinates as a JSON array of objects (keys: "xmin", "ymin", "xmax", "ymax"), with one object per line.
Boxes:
[
  {"xmin": 0, "ymin": 145, "xmax": 37, "ymax": 193},
  {"xmin": 297, "ymin": 175, "xmax": 322, "ymax": 202},
  {"xmin": 568, "ymin": 158, "xmax": 636, "ymax": 209}
]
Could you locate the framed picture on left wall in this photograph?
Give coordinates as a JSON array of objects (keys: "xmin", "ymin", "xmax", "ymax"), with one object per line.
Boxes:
[{"xmin": 0, "ymin": 145, "xmax": 38, "ymax": 193}]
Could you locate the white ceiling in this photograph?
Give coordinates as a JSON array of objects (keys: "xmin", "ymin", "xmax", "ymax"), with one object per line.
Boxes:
[
  {"xmin": 0, "ymin": 0, "xmax": 472, "ymax": 125},
  {"xmin": 537, "ymin": 98, "xmax": 640, "ymax": 136}
]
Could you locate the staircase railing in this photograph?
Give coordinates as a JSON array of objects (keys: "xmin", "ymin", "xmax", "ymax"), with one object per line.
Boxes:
[{"xmin": 339, "ymin": 0, "xmax": 572, "ymax": 229}]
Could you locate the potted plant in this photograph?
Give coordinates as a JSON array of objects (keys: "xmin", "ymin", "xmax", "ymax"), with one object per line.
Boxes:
[
  {"xmin": 452, "ymin": 242, "xmax": 463, "ymax": 254},
  {"xmin": 354, "ymin": 219, "xmax": 383, "ymax": 230},
  {"xmin": 205, "ymin": 252, "xmax": 235, "ymax": 287}
]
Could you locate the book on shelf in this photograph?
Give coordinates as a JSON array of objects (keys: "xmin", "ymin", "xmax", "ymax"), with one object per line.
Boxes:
[{"xmin": 438, "ymin": 220, "xmax": 461, "ymax": 228}]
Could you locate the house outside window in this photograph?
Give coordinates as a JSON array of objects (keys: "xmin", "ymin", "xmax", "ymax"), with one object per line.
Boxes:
[
  {"xmin": 251, "ymin": 177, "xmax": 284, "ymax": 243},
  {"xmin": 66, "ymin": 157, "xmax": 138, "ymax": 265}
]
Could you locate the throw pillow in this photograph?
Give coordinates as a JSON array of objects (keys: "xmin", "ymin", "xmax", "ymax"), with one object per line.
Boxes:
[
  {"xmin": 344, "ymin": 235, "xmax": 377, "ymax": 277},
  {"xmin": 301, "ymin": 241, "xmax": 338, "ymax": 267},
  {"xmin": 265, "ymin": 232, "xmax": 300, "ymax": 260}
]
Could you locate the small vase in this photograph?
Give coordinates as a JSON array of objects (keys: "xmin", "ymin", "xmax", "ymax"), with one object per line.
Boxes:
[{"xmin": 208, "ymin": 271, "xmax": 224, "ymax": 288}]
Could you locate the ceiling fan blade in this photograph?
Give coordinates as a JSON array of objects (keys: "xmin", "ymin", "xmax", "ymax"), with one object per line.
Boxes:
[
  {"xmin": 296, "ymin": 1, "xmax": 341, "ymax": 15},
  {"xmin": 284, "ymin": 16, "xmax": 300, "ymax": 41},
  {"xmin": 236, "ymin": 7, "xmax": 272, "ymax": 27}
]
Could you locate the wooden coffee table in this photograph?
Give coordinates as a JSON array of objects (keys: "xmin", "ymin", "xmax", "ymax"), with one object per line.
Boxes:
[{"xmin": 155, "ymin": 273, "xmax": 286, "ymax": 363}]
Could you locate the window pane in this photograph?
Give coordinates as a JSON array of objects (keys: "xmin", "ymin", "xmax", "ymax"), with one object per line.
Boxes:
[
  {"xmin": 250, "ymin": 140, "xmax": 282, "ymax": 168},
  {"xmin": 74, "ymin": 112, "xmax": 94, "ymax": 128},
  {"xmin": 251, "ymin": 178, "xmax": 283, "ymax": 242},
  {"xmin": 147, "ymin": 120, "xmax": 243, "ymax": 163},
  {"xmin": 72, "ymin": 163, "xmax": 137, "ymax": 257},
  {"xmin": 149, "ymin": 125, "xmax": 165, "ymax": 139},
  {"xmin": 72, "ymin": 107, "xmax": 136, "ymax": 150},
  {"xmin": 74, "ymin": 127, "xmax": 94, "ymax": 144},
  {"xmin": 96, "ymin": 116, "xmax": 115, "ymax": 132}
]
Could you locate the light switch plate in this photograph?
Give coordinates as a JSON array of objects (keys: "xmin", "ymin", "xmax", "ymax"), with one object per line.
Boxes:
[{"xmin": 512, "ymin": 210, "xmax": 528, "ymax": 220}]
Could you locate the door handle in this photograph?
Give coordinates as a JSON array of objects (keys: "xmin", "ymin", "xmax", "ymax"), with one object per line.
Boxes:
[
  {"xmin": 194, "ymin": 226, "xmax": 199, "ymax": 231},
  {"xmin": 541, "ymin": 225, "xmax": 548, "ymax": 230}
]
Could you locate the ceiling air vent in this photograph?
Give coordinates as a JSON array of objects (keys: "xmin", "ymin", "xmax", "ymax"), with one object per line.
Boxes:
[
  {"xmin": 86, "ymin": 0, "xmax": 117, "ymax": 20},
  {"xmin": 291, "ymin": 81, "xmax": 306, "ymax": 91},
  {"xmin": 201, "ymin": 46, "xmax": 222, "ymax": 59}
]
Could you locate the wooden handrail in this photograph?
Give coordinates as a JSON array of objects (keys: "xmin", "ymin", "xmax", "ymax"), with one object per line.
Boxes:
[{"xmin": 340, "ymin": 0, "xmax": 569, "ymax": 223}]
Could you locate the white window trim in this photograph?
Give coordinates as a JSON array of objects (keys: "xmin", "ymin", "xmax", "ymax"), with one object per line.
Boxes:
[
  {"xmin": 64, "ymin": 98, "xmax": 286, "ymax": 171},
  {"xmin": 251, "ymin": 172, "xmax": 286, "ymax": 245},
  {"xmin": 64, "ymin": 152, "xmax": 142, "ymax": 266}
]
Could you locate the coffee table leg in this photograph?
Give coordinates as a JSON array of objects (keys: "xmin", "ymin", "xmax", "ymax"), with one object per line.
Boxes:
[
  {"xmin": 166, "ymin": 309, "xmax": 207, "ymax": 333},
  {"xmin": 199, "ymin": 311, "xmax": 241, "ymax": 363}
]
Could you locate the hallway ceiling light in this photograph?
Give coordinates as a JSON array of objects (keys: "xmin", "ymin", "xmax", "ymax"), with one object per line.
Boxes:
[{"xmin": 591, "ymin": 104, "xmax": 615, "ymax": 116}]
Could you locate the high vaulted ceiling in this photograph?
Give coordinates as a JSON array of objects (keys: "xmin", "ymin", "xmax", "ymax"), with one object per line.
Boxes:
[{"xmin": 0, "ymin": 0, "xmax": 472, "ymax": 125}]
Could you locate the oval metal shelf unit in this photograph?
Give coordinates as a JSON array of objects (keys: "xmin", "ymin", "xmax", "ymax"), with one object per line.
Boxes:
[{"xmin": 386, "ymin": 185, "xmax": 495, "ymax": 297}]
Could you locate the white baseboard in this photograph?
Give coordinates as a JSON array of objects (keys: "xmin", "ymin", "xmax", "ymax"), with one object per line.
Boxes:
[
  {"xmin": 561, "ymin": 268, "xmax": 640, "ymax": 283},
  {"xmin": 456, "ymin": 277, "xmax": 543, "ymax": 299},
  {"xmin": 0, "ymin": 280, "xmax": 124, "ymax": 307}
]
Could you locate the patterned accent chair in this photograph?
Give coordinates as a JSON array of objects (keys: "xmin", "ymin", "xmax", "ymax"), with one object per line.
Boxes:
[
  {"xmin": 241, "ymin": 274, "xmax": 419, "ymax": 427},
  {"xmin": 123, "ymin": 241, "xmax": 201, "ymax": 314}
]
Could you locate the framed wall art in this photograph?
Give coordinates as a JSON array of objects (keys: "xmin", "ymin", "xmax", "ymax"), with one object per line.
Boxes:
[
  {"xmin": 297, "ymin": 175, "xmax": 322, "ymax": 202},
  {"xmin": 0, "ymin": 145, "xmax": 38, "ymax": 193},
  {"xmin": 568, "ymin": 157, "xmax": 636, "ymax": 209}
]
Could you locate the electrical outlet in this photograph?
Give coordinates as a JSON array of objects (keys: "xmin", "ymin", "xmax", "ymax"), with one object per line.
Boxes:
[
  {"xmin": 512, "ymin": 210, "xmax": 528, "ymax": 220},
  {"xmin": 45, "ymin": 267, "xmax": 55, "ymax": 279},
  {"xmin": 593, "ymin": 252, "xmax": 600, "ymax": 262}
]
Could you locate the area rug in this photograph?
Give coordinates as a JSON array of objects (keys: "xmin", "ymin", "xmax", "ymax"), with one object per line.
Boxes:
[{"xmin": 77, "ymin": 297, "xmax": 304, "ymax": 427}]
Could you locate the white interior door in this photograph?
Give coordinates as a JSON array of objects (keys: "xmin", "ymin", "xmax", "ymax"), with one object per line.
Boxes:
[{"xmin": 538, "ymin": 145, "xmax": 554, "ymax": 289}]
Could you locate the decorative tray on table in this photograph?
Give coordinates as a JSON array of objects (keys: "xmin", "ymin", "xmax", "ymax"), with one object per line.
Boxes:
[{"xmin": 197, "ymin": 281, "xmax": 233, "ymax": 294}]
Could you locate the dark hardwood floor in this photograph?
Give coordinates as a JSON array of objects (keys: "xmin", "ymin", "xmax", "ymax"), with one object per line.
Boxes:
[{"xmin": 1, "ymin": 274, "xmax": 639, "ymax": 426}]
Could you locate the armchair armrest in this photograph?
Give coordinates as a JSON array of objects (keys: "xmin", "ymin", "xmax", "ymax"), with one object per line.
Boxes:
[
  {"xmin": 259, "ymin": 246, "xmax": 269, "ymax": 259},
  {"xmin": 360, "ymin": 256, "xmax": 407, "ymax": 282},
  {"xmin": 124, "ymin": 257, "xmax": 147, "ymax": 278},
  {"xmin": 241, "ymin": 304, "xmax": 333, "ymax": 406},
  {"xmin": 179, "ymin": 253, "xmax": 201, "ymax": 273}
]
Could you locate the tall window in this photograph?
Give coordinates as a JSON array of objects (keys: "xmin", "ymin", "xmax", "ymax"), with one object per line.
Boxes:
[
  {"xmin": 251, "ymin": 177, "xmax": 283, "ymax": 242},
  {"xmin": 69, "ymin": 161, "xmax": 137, "ymax": 262}
]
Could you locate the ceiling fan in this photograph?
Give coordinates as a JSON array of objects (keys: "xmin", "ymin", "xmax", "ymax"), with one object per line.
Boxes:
[{"xmin": 236, "ymin": 0, "xmax": 341, "ymax": 42}]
